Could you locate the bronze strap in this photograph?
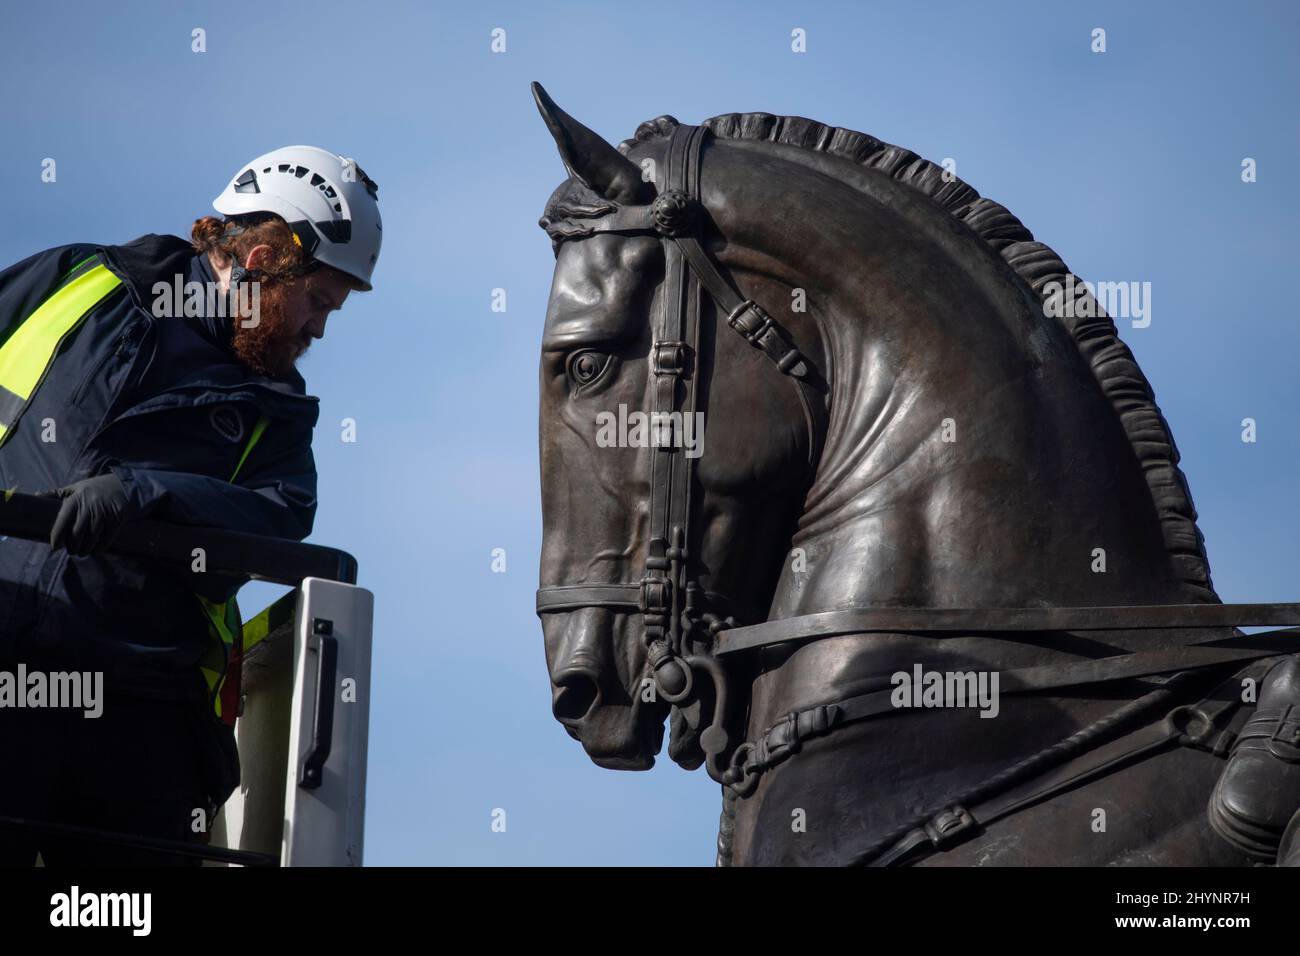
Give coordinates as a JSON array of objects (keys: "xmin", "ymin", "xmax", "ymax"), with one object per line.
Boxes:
[
  {"xmin": 869, "ymin": 663, "xmax": 1264, "ymax": 867},
  {"xmin": 872, "ymin": 718, "xmax": 1184, "ymax": 866},
  {"xmin": 731, "ymin": 627, "xmax": 1300, "ymax": 791},
  {"xmin": 715, "ymin": 601, "xmax": 1300, "ymax": 657},
  {"xmin": 644, "ymin": 123, "xmax": 705, "ymax": 655},
  {"xmin": 535, "ymin": 584, "xmax": 642, "ymax": 613},
  {"xmin": 535, "ymin": 584, "xmax": 740, "ymax": 616},
  {"xmin": 670, "ymin": 232, "xmax": 823, "ymax": 465}
]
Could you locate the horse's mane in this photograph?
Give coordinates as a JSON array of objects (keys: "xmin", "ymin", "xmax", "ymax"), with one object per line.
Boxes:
[{"xmin": 619, "ymin": 112, "xmax": 1217, "ymax": 603}]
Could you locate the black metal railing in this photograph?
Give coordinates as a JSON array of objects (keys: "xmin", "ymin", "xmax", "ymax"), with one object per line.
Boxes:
[{"xmin": 0, "ymin": 491, "xmax": 356, "ymax": 585}]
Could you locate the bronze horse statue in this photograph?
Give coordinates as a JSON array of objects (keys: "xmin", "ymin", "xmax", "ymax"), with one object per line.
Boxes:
[{"xmin": 531, "ymin": 82, "xmax": 1300, "ymax": 866}]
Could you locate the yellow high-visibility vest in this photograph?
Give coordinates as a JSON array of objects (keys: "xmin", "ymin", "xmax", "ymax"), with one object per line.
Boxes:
[{"xmin": 0, "ymin": 255, "xmax": 122, "ymax": 446}]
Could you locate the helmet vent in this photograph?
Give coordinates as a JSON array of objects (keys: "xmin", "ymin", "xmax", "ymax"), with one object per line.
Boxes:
[{"xmin": 216, "ymin": 147, "xmax": 381, "ymax": 287}]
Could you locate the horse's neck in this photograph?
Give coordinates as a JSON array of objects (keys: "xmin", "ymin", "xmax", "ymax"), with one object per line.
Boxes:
[
  {"xmin": 746, "ymin": 271, "xmax": 1187, "ymax": 731},
  {"xmin": 701, "ymin": 141, "xmax": 1183, "ymax": 619},
  {"xmin": 775, "ymin": 297, "xmax": 1182, "ymax": 619},
  {"xmin": 703, "ymin": 143, "xmax": 1189, "ymax": 728}
]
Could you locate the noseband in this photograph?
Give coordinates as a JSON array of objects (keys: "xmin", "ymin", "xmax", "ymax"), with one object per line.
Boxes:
[{"xmin": 535, "ymin": 123, "xmax": 825, "ymax": 765}]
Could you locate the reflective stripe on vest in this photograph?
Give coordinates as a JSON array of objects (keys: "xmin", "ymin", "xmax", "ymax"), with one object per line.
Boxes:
[
  {"xmin": 197, "ymin": 413, "xmax": 270, "ymax": 726},
  {"xmin": 0, "ymin": 255, "xmax": 125, "ymax": 448}
]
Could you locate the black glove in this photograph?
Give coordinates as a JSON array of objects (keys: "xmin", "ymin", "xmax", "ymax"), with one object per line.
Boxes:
[{"xmin": 41, "ymin": 474, "xmax": 134, "ymax": 556}]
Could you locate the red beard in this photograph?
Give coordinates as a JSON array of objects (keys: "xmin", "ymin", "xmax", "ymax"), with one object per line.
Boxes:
[{"xmin": 229, "ymin": 278, "xmax": 309, "ymax": 378}]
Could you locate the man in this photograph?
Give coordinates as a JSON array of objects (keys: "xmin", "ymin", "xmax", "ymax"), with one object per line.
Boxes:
[{"xmin": 0, "ymin": 146, "xmax": 381, "ymax": 865}]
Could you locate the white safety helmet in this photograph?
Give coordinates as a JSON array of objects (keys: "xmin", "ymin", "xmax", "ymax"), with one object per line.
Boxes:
[{"xmin": 212, "ymin": 145, "xmax": 382, "ymax": 290}]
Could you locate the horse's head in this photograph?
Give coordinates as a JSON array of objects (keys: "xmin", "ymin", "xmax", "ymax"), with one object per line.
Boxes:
[
  {"xmin": 530, "ymin": 85, "xmax": 1235, "ymax": 867},
  {"xmin": 532, "ymin": 84, "xmax": 823, "ymax": 771}
]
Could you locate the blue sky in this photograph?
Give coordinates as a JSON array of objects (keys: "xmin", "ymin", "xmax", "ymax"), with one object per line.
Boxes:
[{"xmin": 2, "ymin": 0, "xmax": 1297, "ymax": 865}]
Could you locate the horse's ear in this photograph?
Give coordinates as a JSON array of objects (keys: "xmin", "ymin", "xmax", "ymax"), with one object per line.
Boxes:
[{"xmin": 532, "ymin": 81, "xmax": 653, "ymax": 205}]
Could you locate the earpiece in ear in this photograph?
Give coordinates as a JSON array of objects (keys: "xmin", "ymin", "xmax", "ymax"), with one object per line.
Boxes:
[{"xmin": 230, "ymin": 264, "xmax": 263, "ymax": 287}]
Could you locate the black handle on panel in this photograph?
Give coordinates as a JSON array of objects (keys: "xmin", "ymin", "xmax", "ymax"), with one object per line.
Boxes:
[{"xmin": 298, "ymin": 618, "xmax": 338, "ymax": 790}]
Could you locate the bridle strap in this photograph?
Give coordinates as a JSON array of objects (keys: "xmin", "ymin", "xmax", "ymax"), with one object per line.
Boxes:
[
  {"xmin": 535, "ymin": 585, "xmax": 738, "ymax": 615},
  {"xmin": 638, "ymin": 124, "xmax": 704, "ymax": 664},
  {"xmin": 535, "ymin": 585, "xmax": 641, "ymax": 613},
  {"xmin": 714, "ymin": 601, "xmax": 1300, "ymax": 657},
  {"xmin": 536, "ymin": 125, "xmax": 828, "ymax": 640},
  {"xmin": 672, "ymin": 230, "xmax": 823, "ymax": 466}
]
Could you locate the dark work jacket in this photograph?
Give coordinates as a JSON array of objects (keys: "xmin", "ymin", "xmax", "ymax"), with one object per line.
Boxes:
[{"xmin": 0, "ymin": 235, "xmax": 319, "ymax": 700}]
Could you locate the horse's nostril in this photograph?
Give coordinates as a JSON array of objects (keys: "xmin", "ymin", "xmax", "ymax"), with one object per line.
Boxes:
[{"xmin": 553, "ymin": 670, "xmax": 601, "ymax": 723}]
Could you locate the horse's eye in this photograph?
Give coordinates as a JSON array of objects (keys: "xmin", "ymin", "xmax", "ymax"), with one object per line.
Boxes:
[{"xmin": 566, "ymin": 350, "xmax": 611, "ymax": 388}]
